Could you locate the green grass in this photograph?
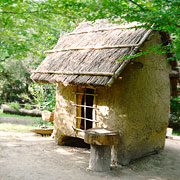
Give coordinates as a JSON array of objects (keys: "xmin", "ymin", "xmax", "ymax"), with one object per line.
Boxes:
[
  {"xmin": 0, "ymin": 112, "xmax": 41, "ymax": 120},
  {"xmin": 0, "ymin": 112, "xmax": 53, "ymax": 132}
]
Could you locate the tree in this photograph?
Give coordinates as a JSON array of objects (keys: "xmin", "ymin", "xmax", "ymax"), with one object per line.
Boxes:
[
  {"xmin": 85, "ymin": 0, "xmax": 180, "ymax": 61},
  {"xmin": 0, "ymin": 0, "xmax": 76, "ymax": 64},
  {"xmin": 0, "ymin": 0, "xmax": 179, "ymax": 107},
  {"xmin": 1, "ymin": 0, "xmax": 179, "ymax": 61},
  {"xmin": 0, "ymin": 0, "xmax": 76, "ymax": 104}
]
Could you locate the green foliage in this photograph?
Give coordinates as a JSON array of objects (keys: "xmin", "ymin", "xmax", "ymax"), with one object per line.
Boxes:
[
  {"xmin": 0, "ymin": 0, "xmax": 75, "ymax": 63},
  {"xmin": 169, "ymin": 85, "xmax": 180, "ymax": 129},
  {"xmin": 39, "ymin": 120, "xmax": 54, "ymax": 127},
  {"xmin": 1, "ymin": 0, "xmax": 179, "ymax": 63},
  {"xmin": 0, "ymin": 0, "xmax": 75, "ymax": 105},
  {"xmin": 83, "ymin": 0, "xmax": 180, "ymax": 61},
  {"xmin": 172, "ymin": 129, "xmax": 180, "ymax": 136},
  {"xmin": 0, "ymin": 58, "xmax": 32, "ymax": 103},
  {"xmin": 7, "ymin": 102, "xmax": 20, "ymax": 110},
  {"xmin": 170, "ymin": 95, "xmax": 180, "ymax": 126},
  {"xmin": 118, "ymin": 44, "xmax": 173, "ymax": 61},
  {"xmin": 171, "ymin": 97, "xmax": 180, "ymax": 114},
  {"xmin": 29, "ymin": 83, "xmax": 56, "ymax": 112},
  {"xmin": 24, "ymin": 103, "xmax": 32, "ymax": 110},
  {"xmin": 0, "ymin": 112, "xmax": 53, "ymax": 132},
  {"xmin": 0, "ymin": 112, "xmax": 41, "ymax": 120}
]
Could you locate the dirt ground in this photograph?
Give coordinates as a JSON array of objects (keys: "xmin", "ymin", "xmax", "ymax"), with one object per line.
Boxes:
[
  {"xmin": 0, "ymin": 116, "xmax": 34, "ymax": 125},
  {"xmin": 0, "ymin": 130, "xmax": 180, "ymax": 180}
]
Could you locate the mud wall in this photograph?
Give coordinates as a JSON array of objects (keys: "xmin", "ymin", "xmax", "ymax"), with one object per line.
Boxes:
[
  {"xmin": 54, "ymin": 85, "xmax": 86, "ymax": 144},
  {"xmin": 54, "ymin": 85, "xmax": 77, "ymax": 144},
  {"xmin": 95, "ymin": 32, "xmax": 171, "ymax": 164}
]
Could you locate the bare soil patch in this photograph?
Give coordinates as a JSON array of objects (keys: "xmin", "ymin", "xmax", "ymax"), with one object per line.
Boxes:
[
  {"xmin": 0, "ymin": 130, "xmax": 180, "ymax": 180},
  {"xmin": 0, "ymin": 116, "xmax": 34, "ymax": 125}
]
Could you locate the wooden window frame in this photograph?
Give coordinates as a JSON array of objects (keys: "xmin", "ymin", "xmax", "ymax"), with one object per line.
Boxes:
[{"xmin": 73, "ymin": 87, "xmax": 97, "ymax": 133}]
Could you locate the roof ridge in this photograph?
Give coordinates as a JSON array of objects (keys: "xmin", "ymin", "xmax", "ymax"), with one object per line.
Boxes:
[{"xmin": 66, "ymin": 24, "xmax": 144, "ymax": 36}]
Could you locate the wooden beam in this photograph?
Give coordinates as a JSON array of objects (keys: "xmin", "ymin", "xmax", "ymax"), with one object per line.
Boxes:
[
  {"xmin": 74, "ymin": 117, "xmax": 98, "ymax": 122},
  {"xmin": 73, "ymin": 92, "xmax": 98, "ymax": 96},
  {"xmin": 72, "ymin": 104, "xmax": 97, "ymax": 109},
  {"xmin": 72, "ymin": 126, "xmax": 84, "ymax": 132},
  {"xmin": 44, "ymin": 44, "xmax": 140, "ymax": 53},
  {"xmin": 32, "ymin": 71, "xmax": 115, "ymax": 76}
]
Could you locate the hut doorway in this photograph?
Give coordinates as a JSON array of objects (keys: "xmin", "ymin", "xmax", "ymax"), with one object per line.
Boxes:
[{"xmin": 80, "ymin": 88, "xmax": 94, "ymax": 130}]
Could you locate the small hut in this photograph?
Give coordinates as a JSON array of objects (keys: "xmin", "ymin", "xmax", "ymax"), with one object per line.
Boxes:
[{"xmin": 31, "ymin": 20, "xmax": 179, "ymax": 165}]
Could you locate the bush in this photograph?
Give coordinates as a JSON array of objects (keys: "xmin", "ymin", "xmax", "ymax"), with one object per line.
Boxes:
[
  {"xmin": 29, "ymin": 83, "xmax": 56, "ymax": 112},
  {"xmin": 8, "ymin": 102, "xmax": 20, "ymax": 110},
  {"xmin": 169, "ymin": 95, "xmax": 180, "ymax": 129},
  {"xmin": 24, "ymin": 104, "xmax": 32, "ymax": 110},
  {"xmin": 0, "ymin": 58, "xmax": 32, "ymax": 104}
]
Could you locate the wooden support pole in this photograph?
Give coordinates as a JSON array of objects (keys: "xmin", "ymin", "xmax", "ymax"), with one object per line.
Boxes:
[
  {"xmin": 93, "ymin": 88, "xmax": 97, "ymax": 128},
  {"xmin": 74, "ymin": 87, "xmax": 78, "ymax": 136},
  {"xmin": 84, "ymin": 92, "xmax": 86, "ymax": 130}
]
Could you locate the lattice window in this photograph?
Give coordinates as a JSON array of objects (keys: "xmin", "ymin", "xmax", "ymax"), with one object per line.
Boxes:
[{"xmin": 73, "ymin": 88, "xmax": 97, "ymax": 133}]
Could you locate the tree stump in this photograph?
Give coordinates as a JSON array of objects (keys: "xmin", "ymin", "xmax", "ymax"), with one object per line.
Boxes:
[{"xmin": 84, "ymin": 128, "xmax": 119, "ymax": 172}]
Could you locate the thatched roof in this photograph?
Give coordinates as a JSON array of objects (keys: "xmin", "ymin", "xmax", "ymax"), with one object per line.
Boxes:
[{"xmin": 31, "ymin": 21, "xmax": 153, "ymax": 86}]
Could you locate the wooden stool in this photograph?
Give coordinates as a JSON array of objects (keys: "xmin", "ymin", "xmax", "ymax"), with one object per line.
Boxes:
[{"xmin": 84, "ymin": 128, "xmax": 119, "ymax": 172}]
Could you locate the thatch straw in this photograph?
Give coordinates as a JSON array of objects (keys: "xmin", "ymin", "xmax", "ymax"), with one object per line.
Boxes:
[{"xmin": 31, "ymin": 21, "xmax": 151, "ymax": 86}]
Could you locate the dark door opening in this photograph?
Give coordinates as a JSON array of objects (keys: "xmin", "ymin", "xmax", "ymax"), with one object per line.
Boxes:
[{"xmin": 80, "ymin": 88, "xmax": 94, "ymax": 130}]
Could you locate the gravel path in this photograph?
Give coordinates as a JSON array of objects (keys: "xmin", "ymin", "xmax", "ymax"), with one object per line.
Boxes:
[{"xmin": 0, "ymin": 131, "xmax": 180, "ymax": 180}]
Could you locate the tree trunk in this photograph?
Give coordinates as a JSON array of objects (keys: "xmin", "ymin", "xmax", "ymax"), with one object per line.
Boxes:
[{"xmin": 1, "ymin": 104, "xmax": 42, "ymax": 117}]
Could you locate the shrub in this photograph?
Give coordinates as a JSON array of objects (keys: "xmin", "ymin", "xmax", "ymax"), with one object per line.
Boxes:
[
  {"xmin": 8, "ymin": 102, "xmax": 20, "ymax": 110},
  {"xmin": 29, "ymin": 83, "xmax": 56, "ymax": 112},
  {"xmin": 24, "ymin": 104, "xmax": 32, "ymax": 110},
  {"xmin": 169, "ymin": 95, "xmax": 180, "ymax": 129}
]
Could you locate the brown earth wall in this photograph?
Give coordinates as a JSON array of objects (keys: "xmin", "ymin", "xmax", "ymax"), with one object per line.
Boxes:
[
  {"xmin": 95, "ymin": 32, "xmax": 171, "ymax": 164},
  {"xmin": 54, "ymin": 85, "xmax": 76, "ymax": 144}
]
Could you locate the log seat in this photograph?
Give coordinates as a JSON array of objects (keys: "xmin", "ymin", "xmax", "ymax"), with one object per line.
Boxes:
[{"xmin": 84, "ymin": 128, "xmax": 119, "ymax": 172}]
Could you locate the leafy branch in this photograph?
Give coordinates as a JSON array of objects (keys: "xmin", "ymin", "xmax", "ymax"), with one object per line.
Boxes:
[
  {"xmin": 0, "ymin": 10, "xmax": 63, "ymax": 15},
  {"xmin": 127, "ymin": 0, "xmax": 146, "ymax": 11}
]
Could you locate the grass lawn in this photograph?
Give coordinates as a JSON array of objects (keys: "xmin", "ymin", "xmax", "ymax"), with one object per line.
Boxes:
[
  {"xmin": 0, "ymin": 113, "xmax": 53, "ymax": 132},
  {"xmin": 0, "ymin": 112, "xmax": 41, "ymax": 120}
]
